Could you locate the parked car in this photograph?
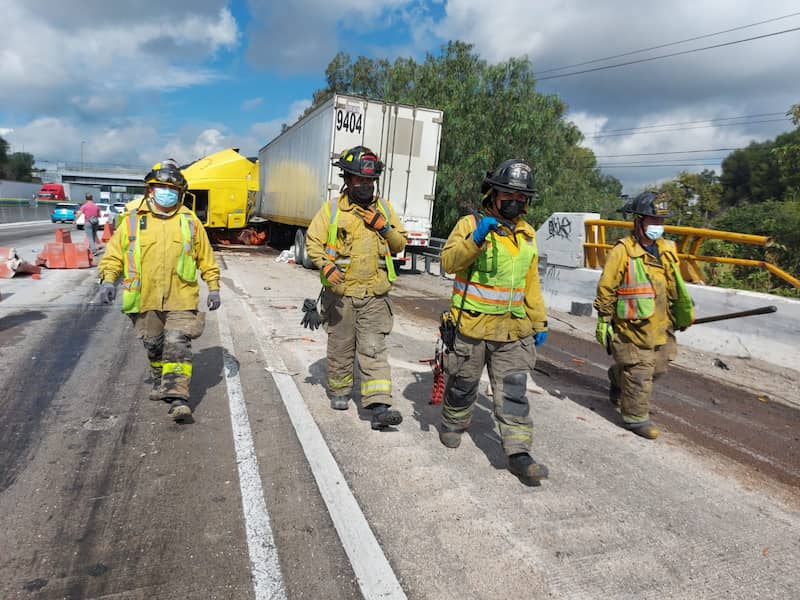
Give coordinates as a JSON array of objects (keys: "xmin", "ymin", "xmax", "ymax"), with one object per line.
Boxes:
[
  {"xmin": 76, "ymin": 203, "xmax": 111, "ymax": 230},
  {"xmin": 51, "ymin": 203, "xmax": 80, "ymax": 223},
  {"xmin": 109, "ymin": 202, "xmax": 127, "ymax": 218}
]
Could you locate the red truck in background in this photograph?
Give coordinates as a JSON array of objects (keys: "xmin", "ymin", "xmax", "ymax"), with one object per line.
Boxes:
[
  {"xmin": 35, "ymin": 183, "xmax": 67, "ymax": 201},
  {"xmin": 35, "ymin": 182, "xmax": 102, "ymax": 203}
]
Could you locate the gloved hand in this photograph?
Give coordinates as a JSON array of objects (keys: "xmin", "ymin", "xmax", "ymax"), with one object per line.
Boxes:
[
  {"xmin": 596, "ymin": 317, "xmax": 613, "ymax": 350},
  {"xmin": 361, "ymin": 208, "xmax": 389, "ymax": 235},
  {"xmin": 322, "ymin": 263, "xmax": 344, "ymax": 285},
  {"xmin": 98, "ymin": 282, "xmax": 116, "ymax": 304},
  {"xmin": 207, "ymin": 291, "xmax": 221, "ymax": 311},
  {"xmin": 472, "ymin": 216, "xmax": 499, "ymax": 245},
  {"xmin": 300, "ymin": 298, "xmax": 322, "ymax": 330},
  {"xmin": 534, "ymin": 331, "xmax": 548, "ymax": 347}
]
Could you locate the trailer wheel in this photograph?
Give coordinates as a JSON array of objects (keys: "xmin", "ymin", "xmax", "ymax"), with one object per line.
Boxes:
[{"xmin": 295, "ymin": 228, "xmax": 314, "ymax": 270}]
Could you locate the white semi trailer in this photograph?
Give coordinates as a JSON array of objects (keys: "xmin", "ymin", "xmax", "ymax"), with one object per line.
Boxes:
[{"xmin": 255, "ymin": 93, "xmax": 443, "ymax": 268}]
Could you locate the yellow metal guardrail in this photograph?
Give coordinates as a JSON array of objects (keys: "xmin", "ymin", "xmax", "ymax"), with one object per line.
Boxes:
[{"xmin": 584, "ymin": 219, "xmax": 800, "ymax": 289}]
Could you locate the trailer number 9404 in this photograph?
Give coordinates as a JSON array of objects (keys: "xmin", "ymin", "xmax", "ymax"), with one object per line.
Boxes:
[{"xmin": 336, "ymin": 109, "xmax": 363, "ymax": 133}]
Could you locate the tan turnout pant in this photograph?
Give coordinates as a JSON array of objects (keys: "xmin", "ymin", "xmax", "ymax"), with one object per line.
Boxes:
[
  {"xmin": 609, "ymin": 332, "xmax": 676, "ymax": 426},
  {"xmin": 321, "ymin": 291, "xmax": 394, "ymax": 407},
  {"xmin": 441, "ymin": 334, "xmax": 537, "ymax": 456},
  {"xmin": 129, "ymin": 310, "xmax": 204, "ymax": 401}
]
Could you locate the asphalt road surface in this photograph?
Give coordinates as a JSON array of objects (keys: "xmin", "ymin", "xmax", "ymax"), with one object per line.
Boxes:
[{"xmin": 0, "ymin": 231, "xmax": 798, "ymax": 600}]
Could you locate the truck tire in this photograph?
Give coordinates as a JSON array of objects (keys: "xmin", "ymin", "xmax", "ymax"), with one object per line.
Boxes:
[
  {"xmin": 295, "ymin": 228, "xmax": 314, "ymax": 270},
  {"xmin": 301, "ymin": 230, "xmax": 314, "ymax": 269}
]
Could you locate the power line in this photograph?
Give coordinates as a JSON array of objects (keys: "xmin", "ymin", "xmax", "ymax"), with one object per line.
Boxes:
[
  {"xmin": 536, "ymin": 11, "xmax": 800, "ymax": 75},
  {"xmin": 587, "ymin": 117, "xmax": 789, "ymax": 139},
  {"xmin": 587, "ymin": 112, "xmax": 785, "ymax": 136},
  {"xmin": 596, "ymin": 163, "xmax": 725, "ymax": 169},
  {"xmin": 598, "ymin": 159, "xmax": 726, "ymax": 166},
  {"xmin": 536, "ymin": 26, "xmax": 800, "ymax": 81},
  {"xmin": 594, "ymin": 148, "xmax": 738, "ymax": 158}
]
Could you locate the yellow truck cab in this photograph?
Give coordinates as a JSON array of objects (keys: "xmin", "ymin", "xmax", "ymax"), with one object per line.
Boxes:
[{"xmin": 181, "ymin": 149, "xmax": 259, "ymax": 230}]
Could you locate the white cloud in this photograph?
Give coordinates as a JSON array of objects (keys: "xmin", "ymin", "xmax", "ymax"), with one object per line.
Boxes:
[
  {"xmin": 0, "ymin": 2, "xmax": 238, "ymax": 113},
  {"xmin": 250, "ymin": 99, "xmax": 312, "ymax": 139},
  {"xmin": 241, "ymin": 98, "xmax": 264, "ymax": 111},
  {"xmin": 433, "ymin": 0, "xmax": 800, "ymax": 188}
]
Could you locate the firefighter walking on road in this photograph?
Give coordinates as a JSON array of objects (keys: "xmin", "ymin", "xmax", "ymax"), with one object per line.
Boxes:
[
  {"xmin": 97, "ymin": 159, "xmax": 221, "ymax": 421},
  {"xmin": 438, "ymin": 159, "xmax": 550, "ymax": 487},
  {"xmin": 593, "ymin": 191, "xmax": 694, "ymax": 439},
  {"xmin": 306, "ymin": 146, "xmax": 408, "ymax": 431}
]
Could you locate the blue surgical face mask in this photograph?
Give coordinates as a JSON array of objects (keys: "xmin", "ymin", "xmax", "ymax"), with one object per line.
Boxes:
[
  {"xmin": 645, "ymin": 224, "xmax": 664, "ymax": 241},
  {"xmin": 153, "ymin": 187, "xmax": 179, "ymax": 208}
]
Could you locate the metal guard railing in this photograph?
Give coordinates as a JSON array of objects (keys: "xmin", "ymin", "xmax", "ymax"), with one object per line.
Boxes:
[{"xmin": 584, "ymin": 219, "xmax": 800, "ymax": 289}]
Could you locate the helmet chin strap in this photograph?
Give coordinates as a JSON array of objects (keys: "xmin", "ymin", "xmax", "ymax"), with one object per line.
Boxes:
[{"xmin": 633, "ymin": 217, "xmax": 649, "ymax": 245}]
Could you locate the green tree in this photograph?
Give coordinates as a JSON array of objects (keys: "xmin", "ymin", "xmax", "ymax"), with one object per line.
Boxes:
[
  {"xmin": 6, "ymin": 152, "xmax": 35, "ymax": 182},
  {"xmin": 0, "ymin": 135, "xmax": 9, "ymax": 179},
  {"xmin": 656, "ymin": 170, "xmax": 721, "ymax": 227},
  {"xmin": 706, "ymin": 200, "xmax": 800, "ymax": 295},
  {"xmin": 771, "ymin": 104, "xmax": 800, "ymax": 200},
  {"xmin": 307, "ymin": 42, "xmax": 622, "ymax": 235}
]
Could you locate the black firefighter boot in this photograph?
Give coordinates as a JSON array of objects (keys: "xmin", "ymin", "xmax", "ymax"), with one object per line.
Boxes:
[
  {"xmin": 370, "ymin": 404, "xmax": 403, "ymax": 431},
  {"xmin": 508, "ymin": 453, "xmax": 549, "ymax": 487},
  {"xmin": 166, "ymin": 398, "xmax": 192, "ymax": 422},
  {"xmin": 330, "ymin": 395, "xmax": 349, "ymax": 410}
]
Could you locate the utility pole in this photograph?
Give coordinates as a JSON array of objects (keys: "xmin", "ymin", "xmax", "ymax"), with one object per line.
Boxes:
[{"xmin": 81, "ymin": 140, "xmax": 86, "ymax": 170}]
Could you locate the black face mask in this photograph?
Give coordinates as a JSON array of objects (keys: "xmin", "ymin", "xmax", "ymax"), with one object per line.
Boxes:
[
  {"xmin": 348, "ymin": 183, "xmax": 375, "ymax": 207},
  {"xmin": 498, "ymin": 200, "xmax": 526, "ymax": 220}
]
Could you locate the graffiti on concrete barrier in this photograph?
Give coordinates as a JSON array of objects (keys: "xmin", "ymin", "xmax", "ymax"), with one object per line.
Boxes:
[
  {"xmin": 547, "ymin": 216, "xmax": 572, "ymax": 240},
  {"xmin": 545, "ymin": 264, "xmax": 560, "ymax": 280}
]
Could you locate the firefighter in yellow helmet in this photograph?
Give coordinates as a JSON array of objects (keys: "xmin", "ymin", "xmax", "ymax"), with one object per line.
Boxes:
[
  {"xmin": 437, "ymin": 159, "xmax": 550, "ymax": 487},
  {"xmin": 305, "ymin": 146, "xmax": 408, "ymax": 430},
  {"xmin": 593, "ymin": 191, "xmax": 694, "ymax": 439},
  {"xmin": 97, "ymin": 159, "xmax": 221, "ymax": 421}
]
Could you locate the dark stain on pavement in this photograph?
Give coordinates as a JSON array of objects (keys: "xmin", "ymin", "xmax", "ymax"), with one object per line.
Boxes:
[{"xmin": 0, "ymin": 306, "xmax": 102, "ymax": 492}]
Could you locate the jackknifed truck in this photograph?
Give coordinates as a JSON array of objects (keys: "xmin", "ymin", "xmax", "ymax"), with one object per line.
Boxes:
[{"xmin": 182, "ymin": 94, "xmax": 444, "ymax": 268}]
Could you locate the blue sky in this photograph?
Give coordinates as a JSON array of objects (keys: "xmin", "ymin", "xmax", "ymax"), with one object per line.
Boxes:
[{"xmin": 1, "ymin": 0, "xmax": 798, "ymax": 192}]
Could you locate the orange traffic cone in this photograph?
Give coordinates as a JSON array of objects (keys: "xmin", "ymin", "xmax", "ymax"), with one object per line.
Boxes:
[{"xmin": 101, "ymin": 222, "xmax": 113, "ymax": 243}]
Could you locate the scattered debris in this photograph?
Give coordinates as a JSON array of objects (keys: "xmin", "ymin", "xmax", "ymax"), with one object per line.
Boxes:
[
  {"xmin": 713, "ymin": 358, "xmax": 730, "ymax": 370},
  {"xmin": 0, "ymin": 246, "xmax": 43, "ymax": 278},
  {"xmin": 757, "ymin": 395, "xmax": 769, "ymax": 403}
]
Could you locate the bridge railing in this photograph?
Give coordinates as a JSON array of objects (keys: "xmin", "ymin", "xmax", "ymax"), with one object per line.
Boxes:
[{"xmin": 583, "ymin": 219, "xmax": 800, "ymax": 289}]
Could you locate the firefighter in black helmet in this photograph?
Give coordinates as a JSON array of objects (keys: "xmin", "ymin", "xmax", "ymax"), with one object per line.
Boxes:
[
  {"xmin": 594, "ymin": 191, "xmax": 695, "ymax": 439},
  {"xmin": 305, "ymin": 146, "xmax": 408, "ymax": 431},
  {"xmin": 437, "ymin": 159, "xmax": 550, "ymax": 487}
]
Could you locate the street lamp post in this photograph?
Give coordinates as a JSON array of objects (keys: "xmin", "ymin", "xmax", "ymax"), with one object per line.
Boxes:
[{"xmin": 80, "ymin": 140, "xmax": 86, "ymax": 170}]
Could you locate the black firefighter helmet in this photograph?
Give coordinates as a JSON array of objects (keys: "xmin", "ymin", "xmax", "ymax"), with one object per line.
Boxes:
[
  {"xmin": 480, "ymin": 159, "xmax": 536, "ymax": 206},
  {"xmin": 333, "ymin": 146, "xmax": 383, "ymax": 179},
  {"xmin": 622, "ymin": 191, "xmax": 672, "ymax": 219}
]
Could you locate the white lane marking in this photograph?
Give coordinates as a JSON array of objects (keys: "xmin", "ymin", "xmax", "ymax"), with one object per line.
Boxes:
[
  {"xmin": 229, "ymin": 288, "xmax": 407, "ymax": 600},
  {"xmin": 216, "ymin": 303, "xmax": 288, "ymax": 600},
  {"xmin": 0, "ymin": 220, "xmax": 52, "ymax": 229}
]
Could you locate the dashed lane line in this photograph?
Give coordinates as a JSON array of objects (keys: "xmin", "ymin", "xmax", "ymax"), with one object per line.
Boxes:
[{"xmin": 217, "ymin": 302, "xmax": 288, "ymax": 600}]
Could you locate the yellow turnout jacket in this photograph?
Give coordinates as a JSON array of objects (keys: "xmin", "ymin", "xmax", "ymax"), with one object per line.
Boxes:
[
  {"xmin": 98, "ymin": 202, "xmax": 220, "ymax": 312},
  {"xmin": 441, "ymin": 215, "xmax": 547, "ymax": 342}
]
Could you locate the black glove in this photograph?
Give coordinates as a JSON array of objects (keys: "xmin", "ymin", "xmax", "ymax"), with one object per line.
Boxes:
[
  {"xmin": 207, "ymin": 290, "xmax": 221, "ymax": 311},
  {"xmin": 98, "ymin": 282, "xmax": 116, "ymax": 304},
  {"xmin": 300, "ymin": 298, "xmax": 321, "ymax": 330}
]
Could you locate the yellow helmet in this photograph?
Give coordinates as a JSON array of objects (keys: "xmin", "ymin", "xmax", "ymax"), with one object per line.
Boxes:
[{"xmin": 144, "ymin": 159, "xmax": 187, "ymax": 190}]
